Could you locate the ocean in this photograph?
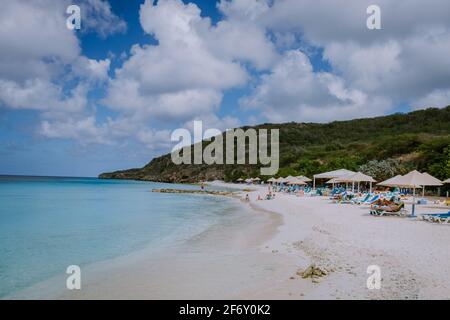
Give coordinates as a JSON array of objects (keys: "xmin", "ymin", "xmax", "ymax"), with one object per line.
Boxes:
[{"xmin": 0, "ymin": 176, "xmax": 245, "ymax": 298}]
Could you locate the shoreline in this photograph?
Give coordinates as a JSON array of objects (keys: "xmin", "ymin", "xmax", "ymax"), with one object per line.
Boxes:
[
  {"xmin": 7, "ymin": 190, "xmax": 292, "ymax": 300},
  {"xmin": 7, "ymin": 181, "xmax": 450, "ymax": 299}
]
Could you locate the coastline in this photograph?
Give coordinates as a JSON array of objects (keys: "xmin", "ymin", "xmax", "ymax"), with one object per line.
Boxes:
[
  {"xmin": 8, "ymin": 189, "xmax": 294, "ymax": 299},
  {"xmin": 8, "ymin": 181, "xmax": 450, "ymax": 299}
]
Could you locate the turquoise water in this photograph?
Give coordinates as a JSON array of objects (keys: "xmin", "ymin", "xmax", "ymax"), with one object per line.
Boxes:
[{"xmin": 0, "ymin": 176, "xmax": 238, "ymax": 298}]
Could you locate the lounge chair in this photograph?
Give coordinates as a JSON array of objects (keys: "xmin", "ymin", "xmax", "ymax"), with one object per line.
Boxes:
[
  {"xmin": 420, "ymin": 212, "xmax": 450, "ymax": 224},
  {"xmin": 364, "ymin": 195, "xmax": 379, "ymax": 205},
  {"xmin": 369, "ymin": 203, "xmax": 407, "ymax": 217},
  {"xmin": 351, "ymin": 193, "xmax": 370, "ymax": 205}
]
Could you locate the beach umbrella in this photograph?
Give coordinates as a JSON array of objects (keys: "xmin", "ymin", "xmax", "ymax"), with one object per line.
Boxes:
[
  {"xmin": 287, "ymin": 177, "xmax": 307, "ymax": 185},
  {"xmin": 272, "ymin": 177, "xmax": 282, "ymax": 184},
  {"xmin": 296, "ymin": 175, "xmax": 312, "ymax": 182},
  {"xmin": 284, "ymin": 176, "xmax": 295, "ymax": 182},
  {"xmin": 444, "ymin": 178, "xmax": 450, "ymax": 184},
  {"xmin": 385, "ymin": 171, "xmax": 441, "ymax": 216},
  {"xmin": 390, "ymin": 171, "xmax": 425, "ymax": 192},
  {"xmin": 335, "ymin": 172, "xmax": 376, "ymax": 193},
  {"xmin": 419, "ymin": 172, "xmax": 442, "ymax": 196},
  {"xmin": 278, "ymin": 177, "xmax": 289, "ymax": 184},
  {"xmin": 395, "ymin": 171, "xmax": 442, "ymax": 195},
  {"xmin": 313, "ymin": 169, "xmax": 356, "ymax": 189},
  {"xmin": 236, "ymin": 178, "xmax": 243, "ymax": 182},
  {"xmin": 325, "ymin": 178, "xmax": 340, "ymax": 189},
  {"xmin": 378, "ymin": 175, "xmax": 403, "ymax": 187},
  {"xmin": 421, "ymin": 172, "xmax": 443, "ymax": 185},
  {"xmin": 267, "ymin": 177, "xmax": 276, "ymax": 183}
]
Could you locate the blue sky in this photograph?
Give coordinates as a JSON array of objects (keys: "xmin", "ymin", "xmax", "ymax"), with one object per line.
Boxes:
[{"xmin": 1, "ymin": 0, "xmax": 449, "ymax": 177}]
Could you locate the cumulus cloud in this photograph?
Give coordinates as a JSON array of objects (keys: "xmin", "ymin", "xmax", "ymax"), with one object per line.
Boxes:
[
  {"xmin": 80, "ymin": 0, "xmax": 127, "ymax": 37},
  {"xmin": 39, "ymin": 116, "xmax": 110, "ymax": 145},
  {"xmin": 3, "ymin": 0, "xmax": 450, "ymax": 158},
  {"xmin": 241, "ymin": 50, "xmax": 392, "ymax": 122},
  {"xmin": 0, "ymin": 0, "xmax": 114, "ymax": 116},
  {"xmin": 103, "ymin": 0, "xmax": 276, "ymax": 130},
  {"xmin": 258, "ymin": 0, "xmax": 450, "ymax": 113},
  {"xmin": 0, "ymin": 79, "xmax": 88, "ymax": 115},
  {"xmin": 0, "ymin": 0, "xmax": 120, "ymax": 152},
  {"xmin": 71, "ymin": 57, "xmax": 111, "ymax": 82}
]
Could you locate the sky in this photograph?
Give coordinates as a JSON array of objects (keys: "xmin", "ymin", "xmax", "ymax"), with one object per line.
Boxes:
[{"xmin": 1, "ymin": 0, "xmax": 450, "ymax": 177}]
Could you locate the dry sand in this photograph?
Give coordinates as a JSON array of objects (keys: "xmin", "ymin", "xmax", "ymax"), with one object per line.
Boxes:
[{"xmin": 238, "ymin": 183, "xmax": 450, "ymax": 299}]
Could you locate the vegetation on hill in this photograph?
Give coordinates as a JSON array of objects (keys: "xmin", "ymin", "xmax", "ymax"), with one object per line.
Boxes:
[{"xmin": 99, "ymin": 106, "xmax": 450, "ymax": 187}]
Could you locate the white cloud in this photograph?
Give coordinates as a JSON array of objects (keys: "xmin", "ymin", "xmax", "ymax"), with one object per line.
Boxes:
[
  {"xmin": 104, "ymin": 0, "xmax": 267, "ymax": 127},
  {"xmin": 72, "ymin": 57, "xmax": 111, "ymax": 82},
  {"xmin": 80, "ymin": 0, "xmax": 127, "ymax": 37},
  {"xmin": 413, "ymin": 89, "xmax": 450, "ymax": 110},
  {"xmin": 4, "ymin": 0, "xmax": 450, "ymax": 156},
  {"xmin": 0, "ymin": 79, "xmax": 87, "ymax": 114},
  {"xmin": 241, "ymin": 50, "xmax": 392, "ymax": 122},
  {"xmin": 259, "ymin": 0, "xmax": 450, "ymax": 111},
  {"xmin": 0, "ymin": 0, "xmax": 79, "ymax": 82},
  {"xmin": 39, "ymin": 116, "xmax": 110, "ymax": 145},
  {"xmin": 218, "ymin": 0, "xmax": 270, "ymax": 21}
]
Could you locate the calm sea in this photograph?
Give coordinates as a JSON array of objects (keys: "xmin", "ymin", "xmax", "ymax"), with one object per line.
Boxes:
[{"xmin": 0, "ymin": 176, "xmax": 240, "ymax": 298}]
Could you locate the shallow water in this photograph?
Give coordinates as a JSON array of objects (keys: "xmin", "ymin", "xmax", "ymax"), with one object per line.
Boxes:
[{"xmin": 0, "ymin": 176, "xmax": 246, "ymax": 298}]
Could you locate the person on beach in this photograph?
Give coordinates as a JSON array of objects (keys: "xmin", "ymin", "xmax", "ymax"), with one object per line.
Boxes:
[{"xmin": 245, "ymin": 194, "xmax": 250, "ymax": 201}]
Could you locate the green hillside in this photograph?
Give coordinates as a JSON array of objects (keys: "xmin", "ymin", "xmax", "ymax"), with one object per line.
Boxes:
[{"xmin": 99, "ymin": 106, "xmax": 450, "ymax": 184}]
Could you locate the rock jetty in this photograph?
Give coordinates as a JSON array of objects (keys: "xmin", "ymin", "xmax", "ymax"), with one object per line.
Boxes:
[{"xmin": 152, "ymin": 189, "xmax": 233, "ymax": 196}]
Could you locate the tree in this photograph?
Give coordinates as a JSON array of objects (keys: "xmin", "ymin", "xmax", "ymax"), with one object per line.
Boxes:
[{"xmin": 359, "ymin": 159, "xmax": 406, "ymax": 181}]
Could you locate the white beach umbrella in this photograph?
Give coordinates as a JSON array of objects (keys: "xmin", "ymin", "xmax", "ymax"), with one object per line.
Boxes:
[
  {"xmin": 267, "ymin": 177, "xmax": 276, "ymax": 183},
  {"xmin": 278, "ymin": 177, "xmax": 289, "ymax": 184},
  {"xmin": 444, "ymin": 178, "xmax": 450, "ymax": 184},
  {"xmin": 287, "ymin": 177, "xmax": 307, "ymax": 185},
  {"xmin": 274, "ymin": 177, "xmax": 283, "ymax": 184},
  {"xmin": 387, "ymin": 171, "xmax": 443, "ymax": 214},
  {"xmin": 420, "ymin": 172, "xmax": 443, "ymax": 186},
  {"xmin": 391, "ymin": 171, "xmax": 426, "ymax": 191},
  {"xmin": 379, "ymin": 171, "xmax": 427, "ymax": 216},
  {"xmin": 335, "ymin": 172, "xmax": 377, "ymax": 193},
  {"xmin": 296, "ymin": 175, "xmax": 312, "ymax": 182},
  {"xmin": 378, "ymin": 175, "xmax": 403, "ymax": 187},
  {"xmin": 253, "ymin": 177, "xmax": 261, "ymax": 181},
  {"xmin": 285, "ymin": 176, "xmax": 295, "ymax": 182},
  {"xmin": 313, "ymin": 169, "xmax": 356, "ymax": 189},
  {"xmin": 419, "ymin": 172, "xmax": 442, "ymax": 196}
]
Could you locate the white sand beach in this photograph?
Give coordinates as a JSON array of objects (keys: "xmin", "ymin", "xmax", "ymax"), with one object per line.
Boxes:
[
  {"xmin": 238, "ymin": 184, "xmax": 450, "ymax": 299},
  {"xmin": 11, "ymin": 181, "xmax": 450, "ymax": 300}
]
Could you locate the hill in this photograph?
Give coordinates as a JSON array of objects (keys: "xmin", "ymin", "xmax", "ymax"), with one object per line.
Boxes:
[{"xmin": 99, "ymin": 106, "xmax": 450, "ymax": 183}]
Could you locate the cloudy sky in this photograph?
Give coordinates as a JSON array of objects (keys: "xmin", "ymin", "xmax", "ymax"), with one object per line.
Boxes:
[{"xmin": 1, "ymin": 0, "xmax": 449, "ymax": 176}]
